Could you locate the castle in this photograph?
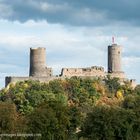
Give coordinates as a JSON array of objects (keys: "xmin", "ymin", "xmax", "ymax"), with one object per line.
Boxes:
[{"xmin": 5, "ymin": 43, "xmax": 136, "ymax": 87}]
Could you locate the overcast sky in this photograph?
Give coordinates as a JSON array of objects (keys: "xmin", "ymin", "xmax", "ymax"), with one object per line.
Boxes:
[{"xmin": 0, "ymin": 0, "xmax": 140, "ymax": 88}]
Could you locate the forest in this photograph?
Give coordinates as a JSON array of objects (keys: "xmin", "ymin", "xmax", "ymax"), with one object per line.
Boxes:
[{"xmin": 0, "ymin": 76, "xmax": 140, "ymax": 140}]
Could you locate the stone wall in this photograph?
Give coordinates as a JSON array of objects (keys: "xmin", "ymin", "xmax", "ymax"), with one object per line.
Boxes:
[
  {"xmin": 107, "ymin": 71, "xmax": 126, "ymax": 79},
  {"xmin": 5, "ymin": 76, "xmax": 59, "ymax": 87},
  {"xmin": 60, "ymin": 66, "xmax": 105, "ymax": 78}
]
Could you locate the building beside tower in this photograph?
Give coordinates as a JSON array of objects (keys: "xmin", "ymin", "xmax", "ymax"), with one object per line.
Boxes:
[{"xmin": 5, "ymin": 42, "xmax": 136, "ymax": 87}]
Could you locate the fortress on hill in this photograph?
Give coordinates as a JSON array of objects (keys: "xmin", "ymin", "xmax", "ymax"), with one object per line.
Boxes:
[{"xmin": 5, "ymin": 42, "xmax": 136, "ymax": 87}]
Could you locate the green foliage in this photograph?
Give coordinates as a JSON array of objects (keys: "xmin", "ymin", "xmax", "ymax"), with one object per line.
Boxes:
[
  {"xmin": 0, "ymin": 78, "xmax": 139, "ymax": 139},
  {"xmin": 80, "ymin": 106, "xmax": 140, "ymax": 140},
  {"xmin": 65, "ymin": 77, "xmax": 100, "ymax": 109},
  {"xmin": 68, "ymin": 106, "xmax": 83, "ymax": 135},
  {"xmin": 49, "ymin": 79, "xmax": 65, "ymax": 94},
  {"xmin": 104, "ymin": 75, "xmax": 121, "ymax": 95},
  {"xmin": 122, "ymin": 95, "xmax": 140, "ymax": 111},
  {"xmin": 120, "ymin": 81, "xmax": 134, "ymax": 96},
  {"xmin": 134, "ymin": 84, "xmax": 140, "ymax": 95},
  {"xmin": 0, "ymin": 80, "xmax": 69, "ymax": 114},
  {"xmin": 0, "ymin": 78, "xmax": 101, "ymax": 115},
  {"xmin": 0, "ymin": 102, "xmax": 17, "ymax": 134},
  {"xmin": 27, "ymin": 101, "xmax": 70, "ymax": 140}
]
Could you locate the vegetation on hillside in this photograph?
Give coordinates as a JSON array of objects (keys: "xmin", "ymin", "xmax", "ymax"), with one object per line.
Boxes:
[{"xmin": 0, "ymin": 76, "xmax": 140, "ymax": 140}]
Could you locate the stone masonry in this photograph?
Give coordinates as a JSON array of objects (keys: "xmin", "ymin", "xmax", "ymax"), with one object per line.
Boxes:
[{"xmin": 5, "ymin": 43, "xmax": 136, "ymax": 88}]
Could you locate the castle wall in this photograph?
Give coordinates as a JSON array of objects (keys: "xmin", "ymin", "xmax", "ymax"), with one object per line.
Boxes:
[
  {"xmin": 107, "ymin": 72, "xmax": 125, "ymax": 79},
  {"xmin": 5, "ymin": 76, "xmax": 59, "ymax": 87},
  {"xmin": 5, "ymin": 75, "xmax": 104, "ymax": 87},
  {"xmin": 61, "ymin": 66, "xmax": 105, "ymax": 78}
]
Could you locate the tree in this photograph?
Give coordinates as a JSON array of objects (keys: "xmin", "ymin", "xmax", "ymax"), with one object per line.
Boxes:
[
  {"xmin": 27, "ymin": 101, "xmax": 70, "ymax": 140},
  {"xmin": 120, "ymin": 81, "xmax": 134, "ymax": 96},
  {"xmin": 104, "ymin": 76, "xmax": 121, "ymax": 95},
  {"xmin": 134, "ymin": 84, "xmax": 140, "ymax": 95},
  {"xmin": 67, "ymin": 106, "xmax": 83, "ymax": 139},
  {"xmin": 0, "ymin": 102, "xmax": 17, "ymax": 134},
  {"xmin": 80, "ymin": 105, "xmax": 140, "ymax": 140},
  {"xmin": 122, "ymin": 95, "xmax": 140, "ymax": 113}
]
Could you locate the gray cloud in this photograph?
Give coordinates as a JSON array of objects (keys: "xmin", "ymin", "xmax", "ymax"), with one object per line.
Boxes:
[{"xmin": 0, "ymin": 0, "xmax": 140, "ymax": 26}]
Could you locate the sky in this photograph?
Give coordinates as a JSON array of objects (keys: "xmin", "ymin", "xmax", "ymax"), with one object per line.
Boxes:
[{"xmin": 0, "ymin": 0, "xmax": 140, "ymax": 88}]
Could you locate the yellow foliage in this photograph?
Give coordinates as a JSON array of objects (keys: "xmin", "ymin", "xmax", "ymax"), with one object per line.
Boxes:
[
  {"xmin": 4, "ymin": 83, "xmax": 15, "ymax": 92},
  {"xmin": 93, "ymin": 82, "xmax": 105, "ymax": 95},
  {"xmin": 9, "ymin": 83, "xmax": 15, "ymax": 88},
  {"xmin": 23, "ymin": 83, "xmax": 29, "ymax": 88},
  {"xmin": 96, "ymin": 96, "xmax": 122, "ymax": 107},
  {"xmin": 116, "ymin": 90, "xmax": 123, "ymax": 99}
]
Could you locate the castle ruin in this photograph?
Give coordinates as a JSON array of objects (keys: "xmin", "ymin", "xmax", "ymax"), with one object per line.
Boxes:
[
  {"xmin": 60, "ymin": 43, "xmax": 126, "ymax": 80},
  {"xmin": 5, "ymin": 42, "xmax": 136, "ymax": 87},
  {"xmin": 5, "ymin": 48, "xmax": 56, "ymax": 86},
  {"xmin": 60, "ymin": 66, "xmax": 105, "ymax": 78},
  {"xmin": 29, "ymin": 47, "xmax": 52, "ymax": 77}
]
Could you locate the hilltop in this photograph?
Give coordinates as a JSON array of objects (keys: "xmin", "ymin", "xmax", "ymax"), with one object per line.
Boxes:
[{"xmin": 0, "ymin": 76, "xmax": 140, "ymax": 139}]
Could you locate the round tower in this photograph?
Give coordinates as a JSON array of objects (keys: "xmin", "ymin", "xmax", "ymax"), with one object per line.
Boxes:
[
  {"xmin": 108, "ymin": 44, "xmax": 122, "ymax": 73},
  {"xmin": 29, "ymin": 47, "xmax": 47, "ymax": 77}
]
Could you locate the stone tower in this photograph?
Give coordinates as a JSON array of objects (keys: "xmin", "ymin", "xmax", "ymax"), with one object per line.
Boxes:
[
  {"xmin": 108, "ymin": 44, "xmax": 122, "ymax": 73},
  {"xmin": 29, "ymin": 47, "xmax": 52, "ymax": 77}
]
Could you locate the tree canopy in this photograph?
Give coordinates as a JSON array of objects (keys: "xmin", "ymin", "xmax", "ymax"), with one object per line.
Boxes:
[{"xmin": 0, "ymin": 77, "xmax": 139, "ymax": 140}]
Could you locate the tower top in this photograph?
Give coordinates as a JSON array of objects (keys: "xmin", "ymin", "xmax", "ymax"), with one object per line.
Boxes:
[{"xmin": 30, "ymin": 47, "xmax": 46, "ymax": 50}]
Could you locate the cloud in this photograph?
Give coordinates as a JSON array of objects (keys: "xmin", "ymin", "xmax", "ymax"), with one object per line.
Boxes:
[
  {"xmin": 123, "ymin": 56, "xmax": 140, "ymax": 81},
  {"xmin": 0, "ymin": 0, "xmax": 139, "ymax": 89},
  {"xmin": 0, "ymin": 18, "xmax": 139, "ymax": 87},
  {"xmin": 0, "ymin": 0, "xmax": 140, "ymax": 26},
  {"xmin": 0, "ymin": 3, "xmax": 13, "ymax": 18}
]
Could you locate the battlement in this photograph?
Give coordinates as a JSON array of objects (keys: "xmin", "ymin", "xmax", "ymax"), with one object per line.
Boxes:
[{"xmin": 91, "ymin": 66, "xmax": 104, "ymax": 71}]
